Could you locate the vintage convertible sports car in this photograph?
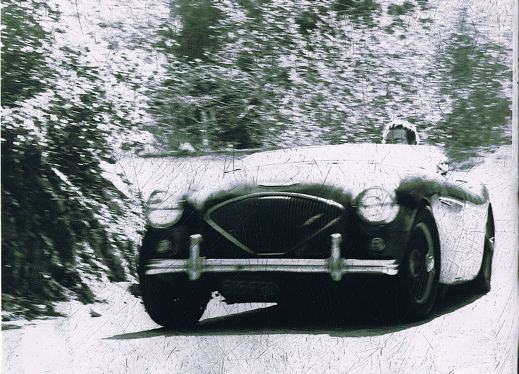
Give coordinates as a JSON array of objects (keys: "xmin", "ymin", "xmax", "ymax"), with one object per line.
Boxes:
[{"xmin": 138, "ymin": 143, "xmax": 494, "ymax": 327}]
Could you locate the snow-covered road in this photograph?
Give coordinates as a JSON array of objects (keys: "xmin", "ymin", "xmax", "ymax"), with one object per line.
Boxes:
[{"xmin": 3, "ymin": 146, "xmax": 517, "ymax": 374}]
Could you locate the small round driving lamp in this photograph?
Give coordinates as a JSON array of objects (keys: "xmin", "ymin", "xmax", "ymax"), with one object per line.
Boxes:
[
  {"xmin": 370, "ymin": 237, "xmax": 386, "ymax": 251},
  {"xmin": 145, "ymin": 190, "xmax": 184, "ymax": 228},
  {"xmin": 357, "ymin": 187, "xmax": 399, "ymax": 223}
]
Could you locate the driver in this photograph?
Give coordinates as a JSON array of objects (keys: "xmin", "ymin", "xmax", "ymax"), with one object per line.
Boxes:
[{"xmin": 383, "ymin": 120, "xmax": 420, "ymax": 145}]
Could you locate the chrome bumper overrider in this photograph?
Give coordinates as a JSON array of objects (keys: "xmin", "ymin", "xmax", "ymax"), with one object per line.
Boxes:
[{"xmin": 145, "ymin": 233, "xmax": 399, "ymax": 281}]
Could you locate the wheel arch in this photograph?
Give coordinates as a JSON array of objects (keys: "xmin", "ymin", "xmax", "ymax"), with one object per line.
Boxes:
[
  {"xmin": 419, "ymin": 201, "xmax": 442, "ymax": 258},
  {"xmin": 486, "ymin": 203, "xmax": 495, "ymax": 240},
  {"xmin": 401, "ymin": 199, "xmax": 442, "ymax": 257}
]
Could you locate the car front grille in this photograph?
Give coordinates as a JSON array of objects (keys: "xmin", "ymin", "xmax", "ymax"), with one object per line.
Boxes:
[{"xmin": 204, "ymin": 192, "xmax": 345, "ymax": 256}]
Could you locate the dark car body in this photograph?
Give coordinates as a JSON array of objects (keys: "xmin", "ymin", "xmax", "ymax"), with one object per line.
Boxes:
[{"xmin": 138, "ymin": 144, "xmax": 494, "ymax": 327}]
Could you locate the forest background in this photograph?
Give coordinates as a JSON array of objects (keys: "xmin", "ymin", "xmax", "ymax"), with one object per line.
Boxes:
[{"xmin": 1, "ymin": 0, "xmax": 514, "ymax": 318}]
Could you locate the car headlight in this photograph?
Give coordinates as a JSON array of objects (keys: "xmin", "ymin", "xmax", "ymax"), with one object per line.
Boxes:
[
  {"xmin": 145, "ymin": 190, "xmax": 184, "ymax": 228},
  {"xmin": 356, "ymin": 187, "xmax": 399, "ymax": 223}
]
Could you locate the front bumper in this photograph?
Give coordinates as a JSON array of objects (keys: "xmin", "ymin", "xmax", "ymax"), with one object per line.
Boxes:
[{"xmin": 145, "ymin": 233, "xmax": 399, "ymax": 281}]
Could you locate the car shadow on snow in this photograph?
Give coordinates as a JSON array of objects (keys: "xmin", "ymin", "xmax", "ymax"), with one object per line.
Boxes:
[{"xmin": 107, "ymin": 285, "xmax": 484, "ymax": 340}]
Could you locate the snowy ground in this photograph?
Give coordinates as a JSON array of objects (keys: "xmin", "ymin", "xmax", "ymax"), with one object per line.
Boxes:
[{"xmin": 3, "ymin": 146, "xmax": 517, "ymax": 374}]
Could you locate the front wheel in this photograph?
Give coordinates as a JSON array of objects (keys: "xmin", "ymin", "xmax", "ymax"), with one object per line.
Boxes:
[
  {"xmin": 140, "ymin": 274, "xmax": 210, "ymax": 328},
  {"xmin": 138, "ymin": 231, "xmax": 211, "ymax": 328},
  {"xmin": 394, "ymin": 208, "xmax": 441, "ymax": 321}
]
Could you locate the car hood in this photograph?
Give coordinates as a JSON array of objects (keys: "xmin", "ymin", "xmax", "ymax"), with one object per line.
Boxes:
[{"xmin": 183, "ymin": 144, "xmax": 445, "ymax": 206}]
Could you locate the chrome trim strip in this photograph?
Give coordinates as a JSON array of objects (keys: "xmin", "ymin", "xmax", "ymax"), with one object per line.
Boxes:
[
  {"xmin": 207, "ymin": 192, "xmax": 346, "ymax": 211},
  {"xmin": 438, "ymin": 197, "xmax": 464, "ymax": 208},
  {"xmin": 204, "ymin": 192, "xmax": 346, "ymax": 256},
  {"xmin": 145, "ymin": 233, "xmax": 399, "ymax": 281}
]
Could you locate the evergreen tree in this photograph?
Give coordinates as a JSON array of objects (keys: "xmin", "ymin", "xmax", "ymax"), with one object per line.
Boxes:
[
  {"xmin": 2, "ymin": 0, "xmax": 138, "ymax": 318},
  {"xmin": 432, "ymin": 10, "xmax": 512, "ymax": 159}
]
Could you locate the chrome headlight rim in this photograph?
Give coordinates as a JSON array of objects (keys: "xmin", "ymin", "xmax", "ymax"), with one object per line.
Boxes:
[
  {"xmin": 356, "ymin": 187, "xmax": 399, "ymax": 224},
  {"xmin": 145, "ymin": 190, "xmax": 184, "ymax": 228}
]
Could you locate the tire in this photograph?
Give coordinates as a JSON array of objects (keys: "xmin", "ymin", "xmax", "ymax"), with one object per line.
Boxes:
[
  {"xmin": 139, "ymin": 274, "xmax": 210, "ymax": 328},
  {"xmin": 393, "ymin": 208, "xmax": 441, "ymax": 321},
  {"xmin": 469, "ymin": 207, "xmax": 495, "ymax": 294},
  {"xmin": 138, "ymin": 235, "xmax": 210, "ymax": 329}
]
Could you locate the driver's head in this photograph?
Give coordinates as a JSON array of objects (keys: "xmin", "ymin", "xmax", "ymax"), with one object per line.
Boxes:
[{"xmin": 383, "ymin": 121, "xmax": 420, "ymax": 145}]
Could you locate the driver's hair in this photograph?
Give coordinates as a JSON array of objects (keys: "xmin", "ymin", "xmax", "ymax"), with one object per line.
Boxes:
[{"xmin": 382, "ymin": 120, "xmax": 420, "ymax": 145}]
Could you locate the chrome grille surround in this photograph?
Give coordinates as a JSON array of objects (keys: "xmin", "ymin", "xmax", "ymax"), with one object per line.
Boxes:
[{"xmin": 204, "ymin": 192, "xmax": 345, "ymax": 255}]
